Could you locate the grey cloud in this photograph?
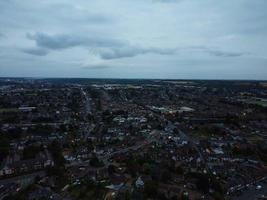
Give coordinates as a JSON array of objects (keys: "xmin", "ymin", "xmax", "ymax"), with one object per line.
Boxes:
[
  {"xmin": 84, "ymin": 14, "xmax": 113, "ymax": 24},
  {"xmin": 185, "ymin": 46, "xmax": 245, "ymax": 58},
  {"xmin": 22, "ymin": 47, "xmax": 49, "ymax": 56},
  {"xmin": 82, "ymin": 65, "xmax": 111, "ymax": 70},
  {"xmin": 95, "ymin": 45, "xmax": 245, "ymax": 60},
  {"xmin": 26, "ymin": 32, "xmax": 125, "ymax": 50},
  {"xmin": 98, "ymin": 46, "xmax": 175, "ymax": 60},
  {"xmin": 207, "ymin": 50, "xmax": 245, "ymax": 57},
  {"xmin": 152, "ymin": 0, "xmax": 182, "ymax": 3},
  {"xmin": 27, "ymin": 33, "xmax": 84, "ymax": 50},
  {"xmin": 24, "ymin": 31, "xmax": 246, "ymax": 59},
  {"xmin": 26, "ymin": 32, "xmax": 176, "ymax": 59}
]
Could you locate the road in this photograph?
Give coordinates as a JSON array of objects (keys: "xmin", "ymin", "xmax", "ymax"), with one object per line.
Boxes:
[
  {"xmin": 228, "ymin": 176, "xmax": 267, "ymax": 196},
  {"xmin": 81, "ymin": 87, "xmax": 92, "ymax": 115},
  {"xmin": 67, "ymin": 130, "xmax": 159, "ymax": 167},
  {"xmin": 0, "ymin": 171, "xmax": 46, "ymax": 200},
  {"xmin": 0, "ymin": 171, "xmax": 46, "ymax": 186},
  {"xmin": 99, "ymin": 130, "xmax": 159, "ymax": 164},
  {"xmin": 3, "ymin": 122, "xmax": 92, "ymax": 127},
  {"xmin": 80, "ymin": 87, "xmax": 94, "ymax": 140},
  {"xmin": 232, "ymin": 179, "xmax": 267, "ymax": 200}
]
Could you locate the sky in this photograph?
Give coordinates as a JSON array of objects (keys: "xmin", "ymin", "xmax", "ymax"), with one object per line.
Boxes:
[{"xmin": 0, "ymin": 0, "xmax": 267, "ymax": 79}]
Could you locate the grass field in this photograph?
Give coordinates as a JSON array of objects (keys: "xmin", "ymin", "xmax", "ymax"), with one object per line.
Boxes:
[{"xmin": 0, "ymin": 108, "xmax": 19, "ymax": 113}]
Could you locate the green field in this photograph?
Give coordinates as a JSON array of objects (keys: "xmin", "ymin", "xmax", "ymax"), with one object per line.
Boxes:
[{"xmin": 0, "ymin": 108, "xmax": 19, "ymax": 113}]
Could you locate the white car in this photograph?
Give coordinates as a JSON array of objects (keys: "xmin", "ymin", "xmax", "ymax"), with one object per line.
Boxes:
[{"xmin": 256, "ymin": 185, "xmax": 262, "ymax": 190}]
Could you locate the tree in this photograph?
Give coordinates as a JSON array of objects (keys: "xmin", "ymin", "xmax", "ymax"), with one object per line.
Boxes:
[
  {"xmin": 181, "ymin": 191, "xmax": 189, "ymax": 200},
  {"xmin": 195, "ymin": 173, "xmax": 210, "ymax": 193},
  {"xmin": 143, "ymin": 163, "xmax": 151, "ymax": 175},
  {"xmin": 176, "ymin": 165, "xmax": 184, "ymax": 175},
  {"xmin": 0, "ymin": 134, "xmax": 10, "ymax": 162},
  {"xmin": 124, "ymin": 190, "xmax": 131, "ymax": 200},
  {"xmin": 59, "ymin": 124, "xmax": 67, "ymax": 132},
  {"xmin": 161, "ymin": 170, "xmax": 171, "ymax": 183},
  {"xmin": 48, "ymin": 140, "xmax": 65, "ymax": 167},
  {"xmin": 90, "ymin": 156, "xmax": 104, "ymax": 167},
  {"xmin": 108, "ymin": 164, "xmax": 115, "ymax": 175},
  {"xmin": 144, "ymin": 181, "xmax": 158, "ymax": 198},
  {"xmin": 23, "ymin": 145, "xmax": 43, "ymax": 160}
]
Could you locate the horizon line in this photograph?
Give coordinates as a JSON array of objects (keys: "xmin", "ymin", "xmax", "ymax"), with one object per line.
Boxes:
[{"xmin": 0, "ymin": 76, "xmax": 267, "ymax": 82}]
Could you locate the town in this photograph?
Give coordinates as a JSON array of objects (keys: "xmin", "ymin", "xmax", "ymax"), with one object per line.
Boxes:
[{"xmin": 0, "ymin": 78, "xmax": 267, "ymax": 200}]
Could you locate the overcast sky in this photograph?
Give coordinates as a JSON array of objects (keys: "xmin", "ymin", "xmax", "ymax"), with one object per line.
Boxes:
[{"xmin": 0, "ymin": 0, "xmax": 267, "ymax": 79}]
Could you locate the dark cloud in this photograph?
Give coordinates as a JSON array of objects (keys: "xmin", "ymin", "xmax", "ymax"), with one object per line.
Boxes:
[
  {"xmin": 24, "ymin": 32, "xmax": 245, "ymax": 59},
  {"xmin": 22, "ymin": 47, "xmax": 49, "ymax": 56},
  {"xmin": 98, "ymin": 47, "xmax": 175, "ymax": 60},
  {"xmin": 26, "ymin": 32, "xmax": 125, "ymax": 50},
  {"xmin": 186, "ymin": 46, "xmax": 245, "ymax": 58},
  {"xmin": 207, "ymin": 50, "xmax": 245, "ymax": 57},
  {"xmin": 26, "ymin": 32, "xmax": 176, "ymax": 59}
]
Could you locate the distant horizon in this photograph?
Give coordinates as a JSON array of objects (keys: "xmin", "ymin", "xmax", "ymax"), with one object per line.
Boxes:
[{"xmin": 1, "ymin": 76, "xmax": 267, "ymax": 82}]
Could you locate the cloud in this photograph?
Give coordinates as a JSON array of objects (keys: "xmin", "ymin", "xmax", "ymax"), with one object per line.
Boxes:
[
  {"xmin": 98, "ymin": 46, "xmax": 176, "ymax": 60},
  {"xmin": 26, "ymin": 32, "xmax": 176, "ymax": 59},
  {"xmin": 82, "ymin": 65, "xmax": 111, "ymax": 70},
  {"xmin": 1, "ymin": 0, "xmax": 266, "ymax": 79},
  {"xmin": 24, "ymin": 32, "xmax": 245, "ymax": 60},
  {"xmin": 22, "ymin": 47, "xmax": 49, "ymax": 56},
  {"xmin": 91, "ymin": 45, "xmax": 244, "ymax": 60},
  {"xmin": 207, "ymin": 50, "xmax": 245, "ymax": 57},
  {"xmin": 26, "ymin": 32, "xmax": 125, "ymax": 50},
  {"xmin": 185, "ymin": 46, "xmax": 245, "ymax": 58},
  {"xmin": 83, "ymin": 14, "xmax": 113, "ymax": 24},
  {"xmin": 152, "ymin": 0, "xmax": 183, "ymax": 3}
]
